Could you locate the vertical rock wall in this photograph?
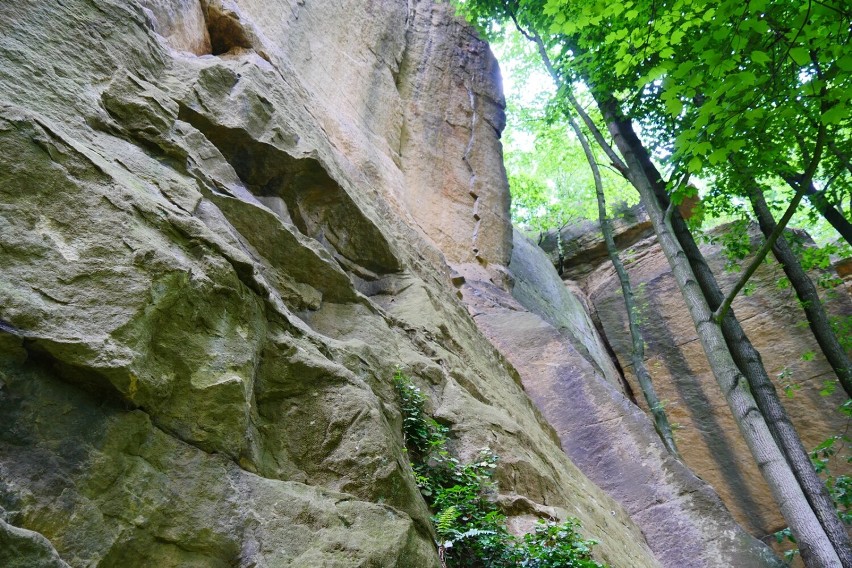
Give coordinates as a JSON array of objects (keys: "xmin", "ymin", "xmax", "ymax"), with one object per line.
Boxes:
[
  {"xmin": 0, "ymin": 1, "xmax": 663, "ymax": 567},
  {"xmin": 458, "ymin": 231, "xmax": 785, "ymax": 568},
  {"xmin": 583, "ymin": 223, "xmax": 852, "ymax": 540}
]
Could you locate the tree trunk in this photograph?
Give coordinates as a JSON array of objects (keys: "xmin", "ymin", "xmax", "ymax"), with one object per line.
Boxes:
[
  {"xmin": 564, "ymin": 110, "xmax": 680, "ymax": 458},
  {"xmin": 511, "ymin": 26, "xmax": 848, "ymax": 564},
  {"xmin": 747, "ymin": 184, "xmax": 852, "ymax": 398},
  {"xmin": 595, "ymin": 99, "xmax": 852, "ymax": 567},
  {"xmin": 805, "ymin": 187, "xmax": 852, "ymax": 247},
  {"xmin": 605, "ymin": 117, "xmax": 842, "ymax": 568}
]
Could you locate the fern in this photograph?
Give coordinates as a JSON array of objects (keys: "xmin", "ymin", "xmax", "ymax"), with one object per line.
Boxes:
[{"xmin": 435, "ymin": 506, "xmax": 461, "ymax": 537}]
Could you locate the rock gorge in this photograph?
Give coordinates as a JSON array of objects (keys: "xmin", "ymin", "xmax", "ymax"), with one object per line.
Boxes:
[{"xmin": 0, "ymin": 1, "xmax": 846, "ymax": 567}]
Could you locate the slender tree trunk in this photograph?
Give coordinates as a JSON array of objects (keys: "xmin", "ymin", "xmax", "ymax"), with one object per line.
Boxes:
[
  {"xmin": 564, "ymin": 111, "xmax": 680, "ymax": 458},
  {"xmin": 588, "ymin": 88, "xmax": 849, "ymax": 554},
  {"xmin": 674, "ymin": 193, "xmax": 852, "ymax": 568},
  {"xmin": 747, "ymin": 184, "xmax": 852, "ymax": 398},
  {"xmin": 594, "ymin": 101, "xmax": 852, "ymax": 567},
  {"xmin": 605, "ymin": 118, "xmax": 842, "ymax": 568},
  {"xmin": 599, "ymin": 102, "xmax": 852, "ymax": 567},
  {"xmin": 778, "ymin": 170, "xmax": 852, "ymax": 246},
  {"xmin": 805, "ymin": 186, "xmax": 852, "ymax": 247},
  {"xmin": 511, "ymin": 22, "xmax": 848, "ymax": 565}
]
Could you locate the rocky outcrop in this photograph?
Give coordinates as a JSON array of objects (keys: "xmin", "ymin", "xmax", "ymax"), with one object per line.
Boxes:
[
  {"xmin": 539, "ymin": 204, "xmax": 653, "ymax": 282},
  {"xmin": 397, "ymin": 3, "xmax": 512, "ymax": 270},
  {"xmin": 581, "ymin": 221, "xmax": 852, "ymax": 541},
  {"xmin": 460, "ymin": 231, "xmax": 784, "ymax": 568},
  {"xmin": 0, "ymin": 1, "xmax": 663, "ymax": 566}
]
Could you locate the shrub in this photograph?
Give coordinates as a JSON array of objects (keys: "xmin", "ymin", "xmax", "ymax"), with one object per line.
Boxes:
[{"xmin": 393, "ymin": 371, "xmax": 608, "ymax": 568}]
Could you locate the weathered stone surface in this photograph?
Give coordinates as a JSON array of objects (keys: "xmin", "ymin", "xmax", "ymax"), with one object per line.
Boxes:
[
  {"xmin": 0, "ymin": 1, "xmax": 664, "ymax": 566},
  {"xmin": 539, "ymin": 204, "xmax": 653, "ymax": 282},
  {"xmin": 0, "ymin": 518, "xmax": 70, "ymax": 568},
  {"xmin": 508, "ymin": 231, "xmax": 623, "ymax": 388},
  {"xmin": 398, "ymin": 2, "xmax": 513, "ymax": 270},
  {"xmin": 461, "ymin": 231, "xmax": 784, "ymax": 568},
  {"xmin": 584, "ymin": 222, "xmax": 852, "ymax": 541}
]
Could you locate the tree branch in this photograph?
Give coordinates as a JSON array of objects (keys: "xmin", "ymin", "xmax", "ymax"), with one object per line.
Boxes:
[
  {"xmin": 506, "ymin": 8, "xmax": 630, "ymax": 175},
  {"xmin": 712, "ymin": 189, "xmax": 805, "ymax": 323}
]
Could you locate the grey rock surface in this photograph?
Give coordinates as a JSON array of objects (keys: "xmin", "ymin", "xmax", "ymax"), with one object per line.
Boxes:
[
  {"xmin": 460, "ymin": 231, "xmax": 785, "ymax": 568},
  {"xmin": 0, "ymin": 1, "xmax": 662, "ymax": 566}
]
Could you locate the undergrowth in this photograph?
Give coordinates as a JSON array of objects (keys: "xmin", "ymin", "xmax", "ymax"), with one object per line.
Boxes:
[{"xmin": 393, "ymin": 370, "xmax": 607, "ymax": 568}]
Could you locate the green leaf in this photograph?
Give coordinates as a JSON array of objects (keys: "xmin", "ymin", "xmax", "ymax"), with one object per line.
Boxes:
[
  {"xmin": 708, "ymin": 147, "xmax": 728, "ymax": 165},
  {"xmin": 694, "ymin": 141, "xmax": 712, "ymax": 155},
  {"xmin": 636, "ymin": 65, "xmax": 668, "ymax": 87},
  {"xmin": 736, "ymin": 71, "xmax": 757, "ymax": 87},
  {"xmin": 666, "ymin": 98, "xmax": 683, "ymax": 117},
  {"xmin": 751, "ymin": 51, "xmax": 770, "ymax": 65},
  {"xmin": 687, "ymin": 156, "xmax": 703, "ymax": 173},
  {"xmin": 821, "ymin": 105, "xmax": 846, "ymax": 125},
  {"xmin": 789, "ymin": 47, "xmax": 811, "ymax": 66}
]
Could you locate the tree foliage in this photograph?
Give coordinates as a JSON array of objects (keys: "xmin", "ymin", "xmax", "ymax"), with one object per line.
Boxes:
[
  {"xmin": 495, "ymin": 30, "xmax": 639, "ymax": 233},
  {"xmin": 393, "ymin": 371, "xmax": 608, "ymax": 568},
  {"xmin": 461, "ymin": 0, "xmax": 851, "ymax": 231}
]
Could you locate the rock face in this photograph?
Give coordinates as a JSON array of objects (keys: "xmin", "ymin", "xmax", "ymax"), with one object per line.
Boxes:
[
  {"xmin": 561, "ymin": 216, "xmax": 852, "ymax": 542},
  {"xmin": 461, "ymin": 232, "xmax": 784, "ymax": 568},
  {"xmin": 0, "ymin": 1, "xmax": 667, "ymax": 566},
  {"xmin": 539, "ymin": 204, "xmax": 653, "ymax": 283}
]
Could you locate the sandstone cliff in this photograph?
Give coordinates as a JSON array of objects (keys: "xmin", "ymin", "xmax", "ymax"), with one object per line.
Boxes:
[
  {"xmin": 541, "ymin": 212, "xmax": 852, "ymax": 549},
  {"xmin": 0, "ymin": 1, "xmax": 792, "ymax": 567}
]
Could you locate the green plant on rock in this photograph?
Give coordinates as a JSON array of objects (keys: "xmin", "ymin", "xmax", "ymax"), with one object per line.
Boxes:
[
  {"xmin": 506, "ymin": 519, "xmax": 605, "ymax": 568},
  {"xmin": 393, "ymin": 370, "xmax": 608, "ymax": 568}
]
